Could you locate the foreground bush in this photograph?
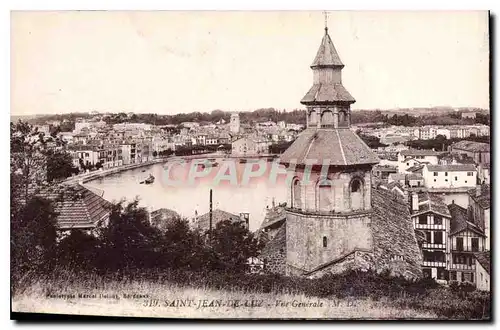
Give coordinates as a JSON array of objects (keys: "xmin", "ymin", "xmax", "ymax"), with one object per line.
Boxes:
[{"xmin": 14, "ymin": 267, "xmax": 490, "ymax": 320}]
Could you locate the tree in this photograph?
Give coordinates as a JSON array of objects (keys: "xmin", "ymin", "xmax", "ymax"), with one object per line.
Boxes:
[
  {"xmin": 11, "ymin": 196, "xmax": 58, "ymax": 283},
  {"xmin": 152, "ymin": 150, "xmax": 158, "ymax": 157},
  {"xmin": 45, "ymin": 149, "xmax": 79, "ymax": 183},
  {"xmin": 159, "ymin": 217, "xmax": 213, "ymax": 270},
  {"xmin": 211, "ymin": 220, "xmax": 264, "ymax": 273},
  {"xmin": 11, "ymin": 121, "xmax": 49, "ymax": 203},
  {"xmin": 359, "ymin": 134, "xmax": 387, "ymax": 149},
  {"xmin": 99, "ymin": 200, "xmax": 163, "ymax": 271},
  {"xmin": 56, "ymin": 230, "xmax": 101, "ymax": 272}
]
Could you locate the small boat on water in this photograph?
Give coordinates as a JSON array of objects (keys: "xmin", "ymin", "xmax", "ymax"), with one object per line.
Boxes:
[
  {"xmin": 197, "ymin": 160, "xmax": 219, "ymax": 169},
  {"xmin": 239, "ymin": 159, "xmax": 248, "ymax": 164},
  {"xmin": 141, "ymin": 169, "xmax": 146, "ymax": 172},
  {"xmin": 140, "ymin": 174, "xmax": 155, "ymax": 185}
]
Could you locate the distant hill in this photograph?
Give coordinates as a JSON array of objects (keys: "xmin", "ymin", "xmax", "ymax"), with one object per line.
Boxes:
[
  {"xmin": 354, "ymin": 107, "xmax": 489, "ymax": 117},
  {"xmin": 11, "ymin": 106, "xmax": 489, "ymax": 126}
]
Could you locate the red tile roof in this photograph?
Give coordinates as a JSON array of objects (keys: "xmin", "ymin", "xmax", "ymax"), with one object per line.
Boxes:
[{"xmin": 280, "ymin": 128, "xmax": 380, "ymax": 166}]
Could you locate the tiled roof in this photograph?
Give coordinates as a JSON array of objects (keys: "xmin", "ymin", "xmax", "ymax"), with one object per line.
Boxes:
[
  {"xmin": 311, "ymin": 29, "xmax": 344, "ymax": 68},
  {"xmin": 413, "ymin": 192, "xmax": 451, "ymax": 218},
  {"xmin": 259, "ymin": 206, "xmax": 287, "ymax": 230},
  {"xmin": 38, "ymin": 183, "xmax": 112, "ymax": 230},
  {"xmin": 474, "ymin": 251, "xmax": 490, "ymax": 275},
  {"xmin": 371, "ymin": 187, "xmax": 423, "ymax": 278},
  {"xmin": 384, "ymin": 181, "xmax": 405, "ymax": 191},
  {"xmin": 300, "ymin": 83, "xmax": 356, "ymax": 104},
  {"xmin": 406, "ymin": 164, "xmax": 424, "ymax": 173},
  {"xmin": 260, "ymin": 223, "xmax": 286, "ymax": 257},
  {"xmin": 451, "ymin": 140, "xmax": 490, "ymax": 152},
  {"xmin": 426, "ymin": 164, "xmax": 476, "ymax": 172},
  {"xmin": 280, "ymin": 128, "xmax": 379, "ymax": 166},
  {"xmin": 448, "ymin": 202, "xmax": 484, "ymax": 236},
  {"xmin": 379, "ymin": 181, "xmax": 406, "ymax": 199},
  {"xmin": 301, "ymin": 83, "xmax": 355, "ymax": 104},
  {"xmin": 468, "ymin": 185, "xmax": 491, "ymax": 209},
  {"xmin": 400, "ymin": 149, "xmax": 442, "ymax": 156},
  {"xmin": 373, "ymin": 165, "xmax": 397, "ymax": 172},
  {"xmin": 195, "ymin": 209, "xmax": 243, "ymax": 231}
]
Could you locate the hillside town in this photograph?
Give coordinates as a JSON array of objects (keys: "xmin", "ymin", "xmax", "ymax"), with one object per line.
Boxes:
[
  {"xmin": 24, "ymin": 98, "xmax": 491, "ymax": 293},
  {"xmin": 31, "ymin": 112, "xmax": 303, "ymax": 171},
  {"xmin": 11, "ymin": 12, "xmax": 491, "ymax": 311}
]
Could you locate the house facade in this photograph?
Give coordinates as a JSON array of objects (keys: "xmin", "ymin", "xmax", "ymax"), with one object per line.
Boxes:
[
  {"xmin": 422, "ymin": 164, "xmax": 476, "ymax": 189},
  {"xmin": 397, "ymin": 149, "xmax": 440, "ymax": 173},
  {"xmin": 410, "ymin": 192, "xmax": 451, "ymax": 283},
  {"xmin": 448, "ymin": 202, "xmax": 486, "ymax": 285}
]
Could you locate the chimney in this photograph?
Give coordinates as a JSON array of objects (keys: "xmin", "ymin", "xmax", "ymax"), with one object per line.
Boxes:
[
  {"xmin": 411, "ymin": 192, "xmax": 419, "ymax": 212},
  {"xmin": 239, "ymin": 213, "xmax": 250, "ymax": 229}
]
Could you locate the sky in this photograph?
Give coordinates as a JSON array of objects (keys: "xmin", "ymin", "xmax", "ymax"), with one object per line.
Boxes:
[{"xmin": 11, "ymin": 11, "xmax": 490, "ymax": 116}]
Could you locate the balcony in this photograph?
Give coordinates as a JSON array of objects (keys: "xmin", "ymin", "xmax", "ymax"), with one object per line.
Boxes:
[
  {"xmin": 451, "ymin": 247, "xmax": 481, "ymax": 253},
  {"xmin": 414, "ymin": 223, "xmax": 446, "ymax": 230},
  {"xmin": 449, "ymin": 263, "xmax": 475, "ymax": 270},
  {"xmin": 422, "ymin": 261, "xmax": 446, "ymax": 268},
  {"xmin": 422, "ymin": 243, "xmax": 446, "ymax": 250}
]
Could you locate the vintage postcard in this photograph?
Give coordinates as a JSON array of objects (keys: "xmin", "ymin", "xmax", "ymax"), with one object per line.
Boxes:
[{"xmin": 10, "ymin": 11, "xmax": 490, "ymax": 320}]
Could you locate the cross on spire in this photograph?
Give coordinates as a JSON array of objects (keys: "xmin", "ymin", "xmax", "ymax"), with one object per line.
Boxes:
[{"xmin": 323, "ymin": 11, "xmax": 329, "ymax": 33}]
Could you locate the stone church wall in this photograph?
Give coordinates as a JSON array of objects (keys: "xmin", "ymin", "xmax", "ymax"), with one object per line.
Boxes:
[{"xmin": 286, "ymin": 210, "xmax": 373, "ymax": 273}]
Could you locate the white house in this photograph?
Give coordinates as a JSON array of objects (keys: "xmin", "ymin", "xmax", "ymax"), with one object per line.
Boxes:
[
  {"xmin": 422, "ymin": 164, "xmax": 477, "ymax": 189},
  {"xmin": 231, "ymin": 137, "xmax": 269, "ymax": 156},
  {"xmin": 398, "ymin": 149, "xmax": 441, "ymax": 173},
  {"xmin": 436, "ymin": 128, "xmax": 451, "ymax": 139}
]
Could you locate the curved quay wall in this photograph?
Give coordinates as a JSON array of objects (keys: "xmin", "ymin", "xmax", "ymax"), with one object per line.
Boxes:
[{"xmin": 65, "ymin": 153, "xmax": 279, "ymax": 185}]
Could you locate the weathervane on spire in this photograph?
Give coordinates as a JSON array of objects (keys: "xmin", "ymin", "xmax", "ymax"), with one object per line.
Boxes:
[{"xmin": 323, "ymin": 11, "xmax": 329, "ymax": 33}]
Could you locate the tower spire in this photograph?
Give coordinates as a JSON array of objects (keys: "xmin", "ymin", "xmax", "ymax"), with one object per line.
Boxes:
[{"xmin": 323, "ymin": 11, "xmax": 329, "ymax": 33}]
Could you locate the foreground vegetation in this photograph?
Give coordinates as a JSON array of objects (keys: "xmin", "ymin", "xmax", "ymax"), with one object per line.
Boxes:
[{"xmin": 13, "ymin": 268, "xmax": 489, "ymax": 320}]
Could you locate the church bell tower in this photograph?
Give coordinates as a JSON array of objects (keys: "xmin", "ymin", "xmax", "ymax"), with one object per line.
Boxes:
[{"xmin": 279, "ymin": 17, "xmax": 380, "ymax": 276}]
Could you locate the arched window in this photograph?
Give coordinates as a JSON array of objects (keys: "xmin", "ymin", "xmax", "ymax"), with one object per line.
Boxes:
[
  {"xmin": 309, "ymin": 110, "xmax": 318, "ymax": 126},
  {"xmin": 317, "ymin": 179, "xmax": 334, "ymax": 212},
  {"xmin": 321, "ymin": 111, "xmax": 334, "ymax": 128},
  {"xmin": 351, "ymin": 179, "xmax": 361, "ymax": 192},
  {"xmin": 323, "ymin": 236, "xmax": 328, "ymax": 248},
  {"xmin": 338, "ymin": 110, "xmax": 348, "ymax": 127},
  {"xmin": 350, "ymin": 178, "xmax": 364, "ymax": 210},
  {"xmin": 292, "ymin": 178, "xmax": 302, "ymax": 209}
]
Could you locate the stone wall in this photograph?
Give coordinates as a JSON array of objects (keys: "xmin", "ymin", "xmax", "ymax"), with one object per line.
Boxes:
[
  {"xmin": 305, "ymin": 250, "xmax": 374, "ymax": 279},
  {"xmin": 287, "ymin": 168, "xmax": 372, "ymax": 214},
  {"xmin": 286, "ymin": 209, "xmax": 373, "ymax": 273},
  {"xmin": 263, "ymin": 249, "xmax": 286, "ymax": 274}
]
